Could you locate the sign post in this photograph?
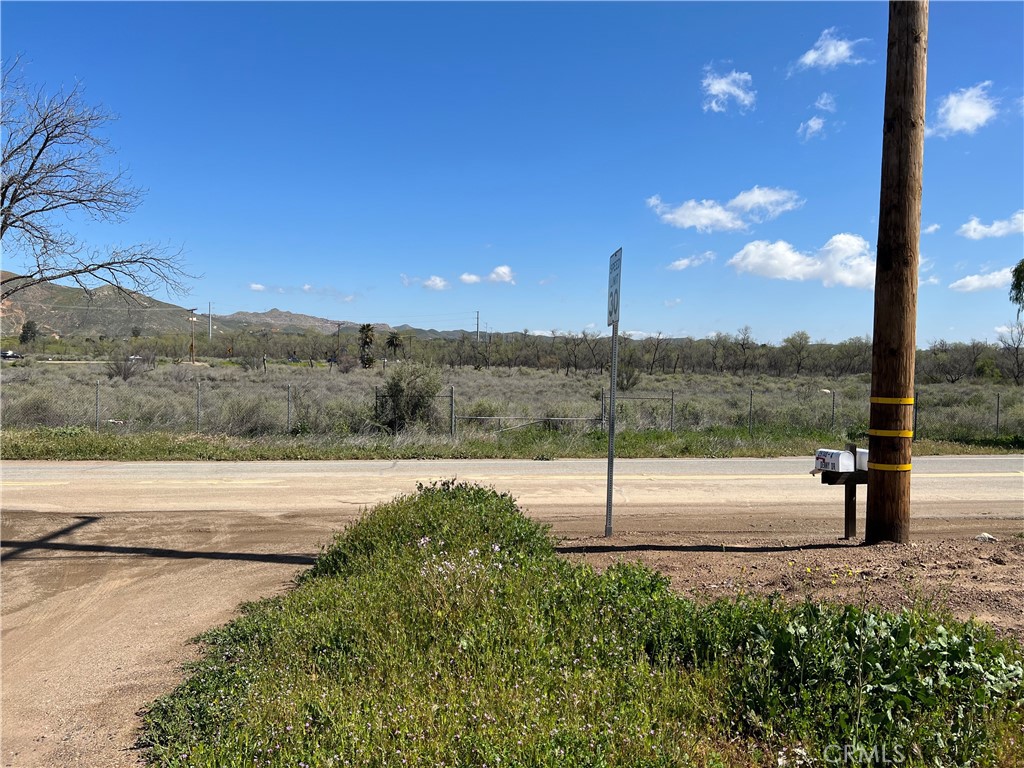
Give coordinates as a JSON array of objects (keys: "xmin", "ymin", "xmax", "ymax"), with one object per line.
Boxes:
[{"xmin": 605, "ymin": 248, "xmax": 622, "ymax": 537}]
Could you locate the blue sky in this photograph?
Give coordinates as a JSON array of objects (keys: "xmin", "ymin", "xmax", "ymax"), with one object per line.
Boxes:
[{"xmin": 3, "ymin": 1, "xmax": 1022, "ymax": 343}]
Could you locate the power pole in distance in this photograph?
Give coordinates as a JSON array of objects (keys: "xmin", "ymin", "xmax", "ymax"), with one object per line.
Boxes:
[
  {"xmin": 866, "ymin": 0, "xmax": 928, "ymax": 545},
  {"xmin": 187, "ymin": 309, "xmax": 198, "ymax": 364}
]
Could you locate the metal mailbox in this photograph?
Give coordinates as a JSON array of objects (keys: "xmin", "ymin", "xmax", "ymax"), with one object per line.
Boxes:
[{"xmin": 813, "ymin": 448, "xmax": 868, "ymax": 473}]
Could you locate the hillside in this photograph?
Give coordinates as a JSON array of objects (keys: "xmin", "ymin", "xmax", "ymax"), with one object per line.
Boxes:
[{"xmin": 0, "ymin": 272, "xmax": 468, "ymax": 340}]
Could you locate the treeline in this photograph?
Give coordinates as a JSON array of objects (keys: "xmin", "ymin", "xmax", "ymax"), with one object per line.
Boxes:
[{"xmin": 7, "ymin": 322, "xmax": 1024, "ymax": 385}]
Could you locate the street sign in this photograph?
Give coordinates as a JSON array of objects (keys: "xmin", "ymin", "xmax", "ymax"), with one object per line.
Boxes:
[
  {"xmin": 605, "ymin": 248, "xmax": 622, "ymax": 537},
  {"xmin": 607, "ymin": 248, "xmax": 622, "ymax": 327}
]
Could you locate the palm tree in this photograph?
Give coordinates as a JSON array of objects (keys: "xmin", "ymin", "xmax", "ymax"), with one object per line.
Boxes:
[
  {"xmin": 358, "ymin": 323, "xmax": 375, "ymax": 369},
  {"xmin": 385, "ymin": 331, "xmax": 403, "ymax": 360}
]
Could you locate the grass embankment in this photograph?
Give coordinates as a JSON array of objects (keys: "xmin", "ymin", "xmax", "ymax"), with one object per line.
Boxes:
[
  {"xmin": 2, "ymin": 425, "xmax": 1016, "ymax": 461},
  {"xmin": 141, "ymin": 483, "xmax": 1024, "ymax": 767}
]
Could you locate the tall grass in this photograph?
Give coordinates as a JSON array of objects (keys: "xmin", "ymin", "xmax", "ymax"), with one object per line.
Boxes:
[
  {"xmin": 141, "ymin": 483, "xmax": 1024, "ymax": 767},
  {"xmin": 1, "ymin": 362, "xmax": 1021, "ymax": 449}
]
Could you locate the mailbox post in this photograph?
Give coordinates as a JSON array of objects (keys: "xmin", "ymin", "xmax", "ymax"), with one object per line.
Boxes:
[{"xmin": 815, "ymin": 441, "xmax": 868, "ymax": 540}]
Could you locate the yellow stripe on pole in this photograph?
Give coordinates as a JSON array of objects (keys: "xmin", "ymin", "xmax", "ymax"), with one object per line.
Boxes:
[
  {"xmin": 870, "ymin": 396, "xmax": 915, "ymax": 405},
  {"xmin": 867, "ymin": 429, "xmax": 914, "ymax": 438},
  {"xmin": 868, "ymin": 462, "xmax": 912, "ymax": 472}
]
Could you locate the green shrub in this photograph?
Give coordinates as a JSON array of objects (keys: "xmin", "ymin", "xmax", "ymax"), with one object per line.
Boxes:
[
  {"xmin": 374, "ymin": 363, "xmax": 442, "ymax": 432},
  {"xmin": 141, "ymin": 484, "xmax": 1023, "ymax": 768}
]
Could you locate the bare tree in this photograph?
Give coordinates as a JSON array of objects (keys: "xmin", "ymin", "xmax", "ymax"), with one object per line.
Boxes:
[
  {"xmin": 734, "ymin": 325, "xmax": 756, "ymax": 376},
  {"xmin": 998, "ymin": 321, "xmax": 1024, "ymax": 386},
  {"xmin": 1, "ymin": 59, "xmax": 190, "ymax": 301},
  {"xmin": 641, "ymin": 332, "xmax": 667, "ymax": 374}
]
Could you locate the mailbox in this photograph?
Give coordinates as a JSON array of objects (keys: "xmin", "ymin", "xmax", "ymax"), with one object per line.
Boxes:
[
  {"xmin": 813, "ymin": 445, "xmax": 869, "ymax": 540},
  {"xmin": 814, "ymin": 448, "xmax": 869, "ymax": 473},
  {"xmin": 854, "ymin": 448, "xmax": 868, "ymax": 471},
  {"xmin": 815, "ymin": 449, "xmax": 854, "ymax": 472}
]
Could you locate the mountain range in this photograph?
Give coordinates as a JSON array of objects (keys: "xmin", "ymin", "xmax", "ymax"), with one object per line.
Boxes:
[{"xmin": 0, "ymin": 272, "xmax": 467, "ymax": 341}]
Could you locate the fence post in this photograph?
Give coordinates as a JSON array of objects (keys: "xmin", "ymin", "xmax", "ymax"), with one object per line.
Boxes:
[
  {"xmin": 196, "ymin": 378, "xmax": 201, "ymax": 434},
  {"xmin": 95, "ymin": 381, "xmax": 100, "ymax": 432},
  {"xmin": 748, "ymin": 389, "xmax": 754, "ymax": 437},
  {"xmin": 450, "ymin": 385, "xmax": 456, "ymax": 439},
  {"xmin": 670, "ymin": 391, "xmax": 675, "ymax": 431},
  {"xmin": 287, "ymin": 384, "xmax": 292, "ymax": 434},
  {"xmin": 996, "ymin": 393, "xmax": 1000, "ymax": 437},
  {"xmin": 601, "ymin": 387, "xmax": 606, "ymax": 430}
]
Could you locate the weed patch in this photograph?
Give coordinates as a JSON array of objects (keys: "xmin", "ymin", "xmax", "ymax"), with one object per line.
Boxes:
[{"xmin": 141, "ymin": 484, "xmax": 1024, "ymax": 767}]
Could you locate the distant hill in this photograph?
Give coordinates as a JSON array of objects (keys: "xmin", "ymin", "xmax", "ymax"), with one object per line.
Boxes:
[
  {"xmin": 217, "ymin": 309, "xmax": 364, "ymax": 336},
  {"xmin": 0, "ymin": 272, "xmax": 192, "ymax": 338},
  {"xmin": 0, "ymin": 272, "xmax": 469, "ymax": 340}
]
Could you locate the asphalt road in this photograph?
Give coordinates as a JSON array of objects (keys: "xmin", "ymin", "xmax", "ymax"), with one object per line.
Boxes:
[
  {"xmin": 3, "ymin": 454, "xmax": 1023, "ymax": 524},
  {"xmin": 1, "ymin": 455, "xmax": 1022, "ymax": 767}
]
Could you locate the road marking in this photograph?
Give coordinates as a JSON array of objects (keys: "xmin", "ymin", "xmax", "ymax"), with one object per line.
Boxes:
[
  {"xmin": 0, "ymin": 482, "xmax": 71, "ymax": 487},
  {"xmin": 422, "ymin": 472, "xmax": 1024, "ymax": 481},
  {"xmin": 131, "ymin": 479, "xmax": 286, "ymax": 486}
]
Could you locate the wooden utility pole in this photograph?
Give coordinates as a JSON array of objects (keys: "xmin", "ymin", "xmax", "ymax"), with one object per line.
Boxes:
[
  {"xmin": 187, "ymin": 308, "xmax": 198, "ymax": 364},
  {"xmin": 866, "ymin": 0, "xmax": 929, "ymax": 544}
]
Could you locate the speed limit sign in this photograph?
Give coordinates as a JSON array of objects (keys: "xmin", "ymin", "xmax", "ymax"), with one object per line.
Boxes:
[{"xmin": 607, "ymin": 248, "xmax": 622, "ymax": 326}]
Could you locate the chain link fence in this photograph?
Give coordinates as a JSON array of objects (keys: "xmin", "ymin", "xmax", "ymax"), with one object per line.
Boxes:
[{"xmin": 2, "ymin": 368, "xmax": 1022, "ymax": 441}]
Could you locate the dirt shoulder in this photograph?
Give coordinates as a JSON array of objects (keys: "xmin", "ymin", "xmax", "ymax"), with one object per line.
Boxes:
[{"xmin": 2, "ymin": 460, "xmax": 1021, "ymax": 767}]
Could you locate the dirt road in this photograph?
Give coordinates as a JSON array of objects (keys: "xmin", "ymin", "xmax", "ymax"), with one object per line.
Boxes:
[{"xmin": 2, "ymin": 457, "xmax": 1022, "ymax": 767}]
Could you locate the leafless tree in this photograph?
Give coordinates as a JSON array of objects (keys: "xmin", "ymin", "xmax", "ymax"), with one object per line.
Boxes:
[
  {"xmin": 734, "ymin": 325, "xmax": 756, "ymax": 376},
  {"xmin": 1, "ymin": 58, "xmax": 191, "ymax": 301},
  {"xmin": 641, "ymin": 331, "xmax": 667, "ymax": 374},
  {"xmin": 998, "ymin": 321, "xmax": 1024, "ymax": 386}
]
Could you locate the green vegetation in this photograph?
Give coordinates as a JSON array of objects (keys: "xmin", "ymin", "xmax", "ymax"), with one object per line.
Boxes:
[
  {"xmin": 141, "ymin": 483, "xmax": 1023, "ymax": 767},
  {"xmin": 1, "ymin": 364, "xmax": 1021, "ymax": 459},
  {"xmin": 18, "ymin": 319, "xmax": 39, "ymax": 344},
  {"xmin": 3, "ymin": 425, "xmax": 1014, "ymax": 462}
]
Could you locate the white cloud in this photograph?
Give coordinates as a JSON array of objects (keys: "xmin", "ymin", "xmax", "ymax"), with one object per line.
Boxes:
[
  {"xmin": 647, "ymin": 195, "xmax": 744, "ymax": 232},
  {"xmin": 488, "ymin": 265, "xmax": 516, "ymax": 284},
  {"xmin": 727, "ymin": 186, "xmax": 805, "ymax": 220},
  {"xmin": 949, "ymin": 266, "xmax": 1013, "ymax": 292},
  {"xmin": 922, "ymin": 223, "xmax": 941, "ymax": 235},
  {"xmin": 249, "ymin": 283, "xmax": 266, "ymax": 292},
  {"xmin": 728, "ymin": 233, "xmax": 875, "ymax": 288},
  {"xmin": 797, "ymin": 116, "xmax": 826, "ymax": 142},
  {"xmin": 701, "ymin": 67, "xmax": 756, "ymax": 113},
  {"xmin": 668, "ymin": 250, "xmax": 716, "ymax": 271},
  {"xmin": 400, "ymin": 273, "xmax": 414, "ymax": 287},
  {"xmin": 302, "ymin": 284, "xmax": 313, "ymax": 292},
  {"xmin": 424, "ymin": 276, "xmax": 449, "ymax": 291},
  {"xmin": 460, "ymin": 273, "xmax": 482, "ymax": 284},
  {"xmin": 957, "ymin": 210, "xmax": 1024, "ymax": 239},
  {"xmin": 928, "ymin": 81, "xmax": 999, "ymax": 137},
  {"xmin": 664, "ymin": 298, "xmax": 683, "ymax": 307},
  {"xmin": 795, "ymin": 28, "xmax": 869, "ymax": 71},
  {"xmin": 648, "ymin": 186, "xmax": 803, "ymax": 233},
  {"xmin": 815, "ymin": 92, "xmax": 837, "ymax": 112}
]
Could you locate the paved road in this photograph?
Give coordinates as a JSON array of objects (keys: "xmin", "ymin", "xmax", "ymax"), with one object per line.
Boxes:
[
  {"xmin": 1, "ymin": 456, "xmax": 1021, "ymax": 767},
  {"xmin": 4, "ymin": 454, "xmax": 1022, "ymax": 523}
]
